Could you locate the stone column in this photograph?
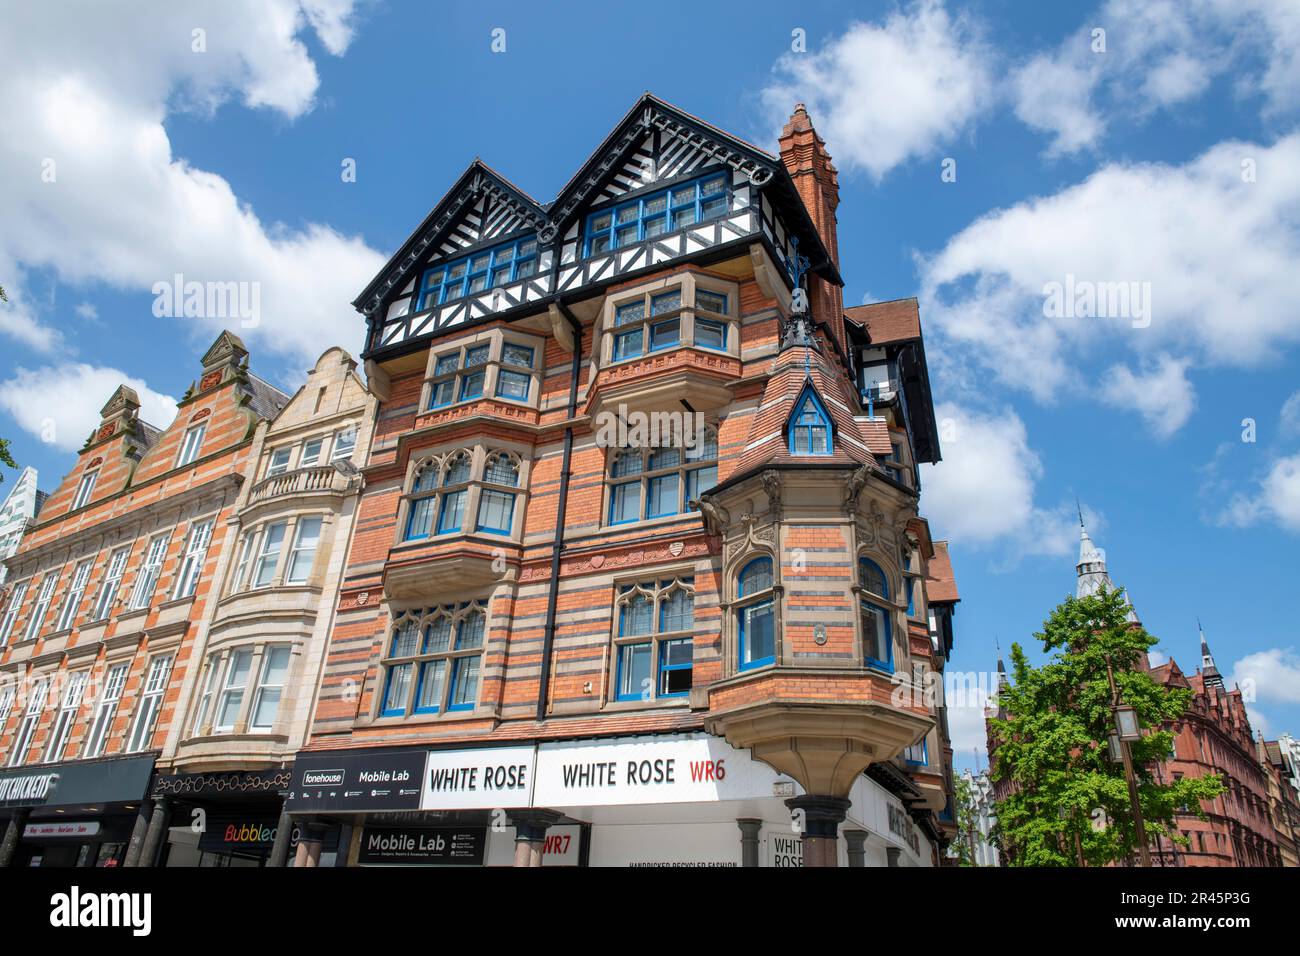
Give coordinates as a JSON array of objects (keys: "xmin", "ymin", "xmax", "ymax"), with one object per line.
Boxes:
[
  {"xmin": 137, "ymin": 796, "xmax": 172, "ymax": 868},
  {"xmin": 886, "ymin": 845, "xmax": 902, "ymax": 867},
  {"xmin": 334, "ymin": 823, "xmax": 353, "ymax": 867},
  {"xmin": 737, "ymin": 818, "xmax": 763, "ymax": 868},
  {"xmin": 509, "ymin": 810, "xmax": 564, "ymax": 867},
  {"xmin": 122, "ymin": 803, "xmax": 152, "ymax": 868},
  {"xmin": 294, "ymin": 821, "xmax": 325, "ymax": 867},
  {"xmin": 844, "ymin": 828, "xmax": 868, "ymax": 867},
  {"xmin": 786, "ymin": 795, "xmax": 850, "ymax": 868},
  {"xmin": 268, "ymin": 808, "xmax": 294, "ymax": 868},
  {"xmin": 0, "ymin": 810, "xmax": 29, "ymax": 867}
]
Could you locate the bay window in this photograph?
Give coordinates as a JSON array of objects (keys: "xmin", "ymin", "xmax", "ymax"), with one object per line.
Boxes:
[
  {"xmin": 249, "ymin": 646, "xmax": 292, "ymax": 730},
  {"xmin": 331, "ymin": 426, "xmax": 358, "ymax": 462},
  {"xmin": 736, "ymin": 557, "xmax": 776, "ymax": 670},
  {"xmin": 612, "ymin": 578, "xmax": 695, "ymax": 702},
  {"xmin": 860, "ymin": 557, "xmax": 893, "ymax": 671},
  {"xmin": 380, "ymin": 602, "xmax": 487, "ymax": 717},
  {"xmin": 299, "ymin": 437, "xmax": 325, "ymax": 467},
  {"xmin": 424, "ymin": 333, "xmax": 541, "ymax": 412},
  {"xmin": 400, "ymin": 445, "xmax": 526, "ymax": 542},
  {"xmin": 82, "ymin": 663, "xmax": 128, "ymax": 758},
  {"xmin": 605, "ymin": 281, "xmax": 736, "ymax": 366},
  {"xmin": 251, "ymin": 522, "xmax": 287, "ymax": 588},
  {"xmin": 285, "ymin": 517, "xmax": 322, "ymax": 584},
  {"xmin": 607, "ymin": 427, "xmax": 718, "ymax": 525},
  {"xmin": 266, "ymin": 446, "xmax": 293, "ymax": 476},
  {"xmin": 190, "ymin": 654, "xmax": 221, "ymax": 736},
  {"xmin": 214, "ymin": 649, "xmax": 254, "ymax": 732}
]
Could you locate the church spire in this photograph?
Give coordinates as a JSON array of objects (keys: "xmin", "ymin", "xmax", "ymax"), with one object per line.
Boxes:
[
  {"xmin": 1074, "ymin": 507, "xmax": 1139, "ymax": 622},
  {"xmin": 1199, "ymin": 618, "xmax": 1225, "ymax": 690}
]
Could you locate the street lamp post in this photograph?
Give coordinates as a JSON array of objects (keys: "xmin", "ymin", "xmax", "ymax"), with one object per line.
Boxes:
[{"xmin": 1106, "ymin": 654, "xmax": 1152, "ymax": 867}]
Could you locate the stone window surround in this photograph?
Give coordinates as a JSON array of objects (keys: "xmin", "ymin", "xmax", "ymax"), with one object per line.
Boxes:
[
  {"xmin": 365, "ymin": 598, "xmax": 495, "ymax": 725},
  {"xmin": 601, "ymin": 423, "xmax": 719, "ymax": 531},
  {"xmin": 417, "ymin": 327, "xmax": 546, "ymax": 414},
  {"xmin": 604, "ymin": 567, "xmax": 697, "ymax": 711},
  {"xmin": 184, "ymin": 639, "xmax": 299, "ymax": 739},
  {"xmin": 259, "ymin": 423, "xmax": 361, "ymax": 481},
  {"xmin": 393, "ymin": 439, "xmax": 531, "ymax": 548},
  {"xmin": 597, "ymin": 270, "xmax": 742, "ymax": 369},
  {"xmin": 226, "ymin": 511, "xmax": 334, "ymax": 596}
]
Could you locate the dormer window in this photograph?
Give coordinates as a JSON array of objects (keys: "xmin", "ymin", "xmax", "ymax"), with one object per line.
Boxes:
[
  {"xmin": 584, "ymin": 173, "xmax": 728, "ymax": 257},
  {"xmin": 414, "ymin": 235, "xmax": 538, "ymax": 312},
  {"xmin": 788, "ymin": 385, "xmax": 833, "ymax": 455},
  {"xmin": 71, "ymin": 469, "xmax": 99, "ymax": 510},
  {"xmin": 177, "ymin": 423, "xmax": 206, "ymax": 467}
]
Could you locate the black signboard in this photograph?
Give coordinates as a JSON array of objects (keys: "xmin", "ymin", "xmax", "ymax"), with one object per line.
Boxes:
[
  {"xmin": 196, "ymin": 813, "xmax": 340, "ymax": 855},
  {"xmin": 0, "ymin": 755, "xmax": 154, "ymax": 810},
  {"xmin": 357, "ymin": 826, "xmax": 486, "ymax": 865},
  {"xmin": 285, "ymin": 749, "xmax": 424, "ymax": 812}
]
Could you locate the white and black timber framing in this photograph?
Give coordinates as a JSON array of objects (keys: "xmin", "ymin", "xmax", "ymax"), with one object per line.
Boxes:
[{"xmin": 357, "ymin": 93, "xmax": 842, "ymax": 361}]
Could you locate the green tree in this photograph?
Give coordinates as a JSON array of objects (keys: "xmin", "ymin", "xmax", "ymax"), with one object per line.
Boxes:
[
  {"xmin": 952, "ymin": 772, "xmax": 980, "ymax": 866},
  {"xmin": 0, "ymin": 435, "xmax": 14, "ymax": 481},
  {"xmin": 989, "ymin": 586, "xmax": 1223, "ymax": 866}
]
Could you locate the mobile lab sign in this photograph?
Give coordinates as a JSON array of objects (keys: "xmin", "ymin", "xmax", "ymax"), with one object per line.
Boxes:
[
  {"xmin": 532, "ymin": 734, "xmax": 787, "ymax": 808},
  {"xmin": 421, "ymin": 745, "xmax": 536, "ymax": 810},
  {"xmin": 286, "ymin": 750, "xmax": 424, "ymax": 812}
]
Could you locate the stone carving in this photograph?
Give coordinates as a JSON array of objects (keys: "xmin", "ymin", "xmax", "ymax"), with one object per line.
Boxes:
[
  {"xmin": 844, "ymin": 463, "xmax": 872, "ymax": 506},
  {"xmin": 760, "ymin": 471, "xmax": 782, "ymax": 514},
  {"xmin": 694, "ymin": 494, "xmax": 730, "ymax": 536}
]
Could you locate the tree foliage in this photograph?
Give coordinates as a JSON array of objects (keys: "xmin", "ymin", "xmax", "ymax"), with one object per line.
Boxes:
[
  {"xmin": 989, "ymin": 586, "xmax": 1223, "ymax": 866},
  {"xmin": 951, "ymin": 772, "xmax": 980, "ymax": 866}
]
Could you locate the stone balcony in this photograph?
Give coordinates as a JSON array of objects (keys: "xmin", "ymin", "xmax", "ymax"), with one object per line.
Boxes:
[{"xmin": 248, "ymin": 463, "xmax": 355, "ymax": 505}]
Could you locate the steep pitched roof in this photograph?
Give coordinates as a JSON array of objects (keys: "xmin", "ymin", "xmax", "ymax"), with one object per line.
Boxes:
[
  {"xmin": 354, "ymin": 160, "xmax": 550, "ymax": 313},
  {"xmin": 926, "ymin": 540, "xmax": 960, "ymax": 604},
  {"xmin": 845, "ymin": 297, "xmax": 922, "ymax": 345},
  {"xmin": 245, "ymin": 372, "xmax": 293, "ymax": 421}
]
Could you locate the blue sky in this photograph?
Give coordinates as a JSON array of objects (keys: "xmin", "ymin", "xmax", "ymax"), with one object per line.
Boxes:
[{"xmin": 2, "ymin": 0, "xmax": 1299, "ymax": 769}]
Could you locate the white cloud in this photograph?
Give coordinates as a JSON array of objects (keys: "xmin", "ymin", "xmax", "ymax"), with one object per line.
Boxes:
[
  {"xmin": 1101, "ymin": 355, "xmax": 1196, "ymax": 439},
  {"xmin": 1147, "ymin": 649, "xmax": 1169, "ymax": 667},
  {"xmin": 920, "ymin": 402, "xmax": 1078, "ymax": 557},
  {"xmin": 945, "ymin": 686, "xmax": 992, "ymax": 767},
  {"xmin": 920, "ymin": 133, "xmax": 1300, "ymax": 434},
  {"xmin": 1231, "ymin": 647, "xmax": 1300, "ymax": 706},
  {"xmin": 0, "ymin": 364, "xmax": 179, "ymax": 453},
  {"xmin": 1221, "ymin": 453, "xmax": 1300, "ymax": 531},
  {"xmin": 73, "ymin": 302, "xmax": 98, "ymax": 321},
  {"xmin": 0, "ymin": 1, "xmax": 383, "ymax": 365},
  {"xmin": 1010, "ymin": 0, "xmax": 1300, "ymax": 156},
  {"xmin": 760, "ymin": 0, "xmax": 993, "ymax": 180},
  {"xmin": 1280, "ymin": 391, "xmax": 1300, "ymax": 435}
]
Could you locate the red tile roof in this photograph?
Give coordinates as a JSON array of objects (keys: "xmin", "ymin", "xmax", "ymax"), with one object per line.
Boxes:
[
  {"xmin": 925, "ymin": 540, "xmax": 959, "ymax": 603},
  {"xmin": 845, "ymin": 297, "xmax": 922, "ymax": 345}
]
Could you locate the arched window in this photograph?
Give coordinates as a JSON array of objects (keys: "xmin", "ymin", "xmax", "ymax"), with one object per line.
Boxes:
[
  {"xmin": 613, "ymin": 578, "xmax": 695, "ymax": 701},
  {"xmin": 401, "ymin": 447, "xmax": 525, "ymax": 542},
  {"xmin": 859, "ymin": 557, "xmax": 892, "ymax": 671},
  {"xmin": 607, "ymin": 426, "xmax": 718, "ymax": 525},
  {"xmin": 382, "ymin": 602, "xmax": 487, "ymax": 717},
  {"xmin": 736, "ymin": 557, "xmax": 775, "ymax": 671},
  {"xmin": 788, "ymin": 385, "xmax": 833, "ymax": 455}
]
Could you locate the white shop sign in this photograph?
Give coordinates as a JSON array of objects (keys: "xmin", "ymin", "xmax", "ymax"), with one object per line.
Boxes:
[
  {"xmin": 533, "ymin": 733, "xmax": 788, "ymax": 808},
  {"xmin": 422, "ymin": 745, "xmax": 536, "ymax": 810}
]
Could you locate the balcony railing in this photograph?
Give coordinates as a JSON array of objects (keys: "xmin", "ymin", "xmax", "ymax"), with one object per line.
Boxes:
[{"xmin": 249, "ymin": 464, "xmax": 350, "ymax": 504}]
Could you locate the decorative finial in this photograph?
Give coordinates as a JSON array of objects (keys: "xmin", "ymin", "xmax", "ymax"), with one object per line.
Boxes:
[{"xmin": 1077, "ymin": 497, "xmax": 1085, "ymax": 529}]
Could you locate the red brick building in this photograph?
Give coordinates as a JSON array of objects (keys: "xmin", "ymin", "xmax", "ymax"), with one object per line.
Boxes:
[
  {"xmin": 988, "ymin": 523, "xmax": 1286, "ymax": 867},
  {"xmin": 0, "ymin": 333, "xmax": 289, "ymax": 866},
  {"xmin": 287, "ymin": 95, "xmax": 958, "ymax": 867}
]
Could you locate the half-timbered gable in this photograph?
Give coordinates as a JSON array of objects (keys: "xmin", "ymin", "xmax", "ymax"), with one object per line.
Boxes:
[{"xmin": 359, "ymin": 94, "xmax": 839, "ymax": 361}]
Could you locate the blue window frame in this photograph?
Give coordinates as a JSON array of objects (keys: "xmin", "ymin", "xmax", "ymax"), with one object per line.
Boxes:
[
  {"xmin": 415, "ymin": 235, "xmax": 538, "ymax": 311},
  {"xmin": 860, "ymin": 558, "xmax": 888, "ymax": 600},
  {"xmin": 859, "ymin": 556, "xmax": 893, "ymax": 671},
  {"xmin": 584, "ymin": 174, "xmax": 728, "ymax": 257},
  {"xmin": 476, "ymin": 489, "xmax": 515, "ymax": 534},
  {"xmin": 381, "ymin": 604, "xmax": 485, "ymax": 717},
  {"xmin": 902, "ymin": 738, "xmax": 928, "ymax": 766},
  {"xmin": 737, "ymin": 557, "xmax": 775, "ymax": 670},
  {"xmin": 606, "ymin": 432, "xmax": 718, "ymax": 525},
  {"xmin": 614, "ymin": 579, "xmax": 694, "ymax": 701},
  {"xmin": 436, "ymin": 489, "xmax": 466, "ymax": 534},
  {"xmin": 695, "ymin": 318, "xmax": 727, "ymax": 351},
  {"xmin": 788, "ymin": 384, "xmax": 833, "ymax": 455}
]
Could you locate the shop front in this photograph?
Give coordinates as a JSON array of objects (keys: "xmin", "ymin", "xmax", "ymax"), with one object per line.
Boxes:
[
  {"xmin": 0, "ymin": 755, "xmax": 156, "ymax": 867},
  {"xmin": 286, "ymin": 733, "xmax": 934, "ymax": 867},
  {"xmin": 148, "ymin": 767, "xmax": 319, "ymax": 867}
]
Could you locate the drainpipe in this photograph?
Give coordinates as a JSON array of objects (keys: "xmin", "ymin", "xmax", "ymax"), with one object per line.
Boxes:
[{"xmin": 536, "ymin": 300, "xmax": 583, "ymax": 721}]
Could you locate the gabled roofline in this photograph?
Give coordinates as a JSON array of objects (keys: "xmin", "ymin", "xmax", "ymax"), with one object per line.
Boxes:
[{"xmin": 353, "ymin": 160, "xmax": 550, "ymax": 312}]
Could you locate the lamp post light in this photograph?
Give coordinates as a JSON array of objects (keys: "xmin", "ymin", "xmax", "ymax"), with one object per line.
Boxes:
[{"xmin": 1105, "ymin": 655, "xmax": 1152, "ymax": 867}]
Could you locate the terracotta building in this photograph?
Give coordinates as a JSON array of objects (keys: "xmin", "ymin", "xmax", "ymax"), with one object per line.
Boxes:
[
  {"xmin": 987, "ymin": 523, "xmax": 1285, "ymax": 867},
  {"xmin": 285, "ymin": 94, "xmax": 958, "ymax": 867},
  {"xmin": 0, "ymin": 333, "xmax": 290, "ymax": 866}
]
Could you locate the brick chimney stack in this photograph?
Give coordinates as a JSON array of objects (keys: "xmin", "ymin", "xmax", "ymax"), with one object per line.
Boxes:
[{"xmin": 779, "ymin": 103, "xmax": 846, "ymax": 356}]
